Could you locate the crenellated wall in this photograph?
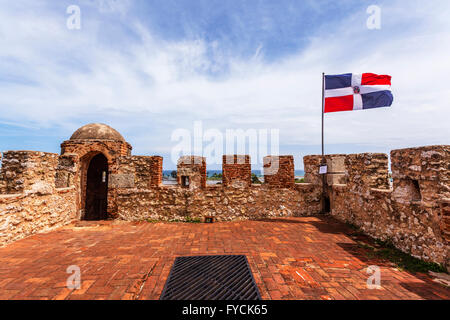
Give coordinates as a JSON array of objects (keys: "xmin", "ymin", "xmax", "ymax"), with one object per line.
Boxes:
[
  {"xmin": 328, "ymin": 146, "xmax": 449, "ymax": 268},
  {"xmin": 114, "ymin": 154, "xmax": 322, "ymax": 221},
  {"xmin": 115, "ymin": 156, "xmax": 163, "ymax": 189},
  {"xmin": 0, "ymin": 151, "xmax": 77, "ymax": 246},
  {"xmin": 176, "ymin": 156, "xmax": 207, "ymax": 190},
  {"xmin": 116, "ymin": 183, "xmax": 321, "ymax": 222},
  {"xmin": 0, "ymin": 142, "xmax": 448, "ymax": 270},
  {"xmin": 264, "ymin": 155, "xmax": 295, "ymax": 188},
  {"xmin": 222, "ymin": 155, "xmax": 252, "ymax": 188},
  {"xmin": 0, "ymin": 151, "xmax": 59, "ymax": 194}
]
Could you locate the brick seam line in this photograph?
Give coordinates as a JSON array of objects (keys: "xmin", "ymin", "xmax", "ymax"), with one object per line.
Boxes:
[
  {"xmin": 133, "ymin": 263, "xmax": 157, "ymax": 300},
  {"xmin": 63, "ymin": 288, "xmax": 76, "ymax": 300},
  {"xmin": 248, "ymin": 256, "xmax": 270, "ymax": 299}
]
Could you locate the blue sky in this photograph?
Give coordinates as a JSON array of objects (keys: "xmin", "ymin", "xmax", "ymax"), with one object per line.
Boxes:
[{"xmin": 0, "ymin": 0, "xmax": 449, "ymax": 169}]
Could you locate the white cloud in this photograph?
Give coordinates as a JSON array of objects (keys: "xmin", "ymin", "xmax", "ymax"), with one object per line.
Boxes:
[
  {"xmin": 84, "ymin": 0, "xmax": 131, "ymax": 15},
  {"xmin": 0, "ymin": 0, "xmax": 449, "ymax": 163}
]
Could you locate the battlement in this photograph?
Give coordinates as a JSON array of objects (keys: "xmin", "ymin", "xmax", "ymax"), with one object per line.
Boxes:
[
  {"xmin": 222, "ymin": 155, "xmax": 251, "ymax": 188},
  {"xmin": 1, "ymin": 146, "xmax": 447, "ymax": 203},
  {"xmin": 0, "ymin": 124, "xmax": 448, "ymax": 269},
  {"xmin": 325, "ymin": 145, "xmax": 449, "ymax": 268},
  {"xmin": 116, "ymin": 156, "xmax": 163, "ymax": 189},
  {"xmin": 263, "ymin": 155, "xmax": 295, "ymax": 188},
  {"xmin": 177, "ymin": 156, "xmax": 207, "ymax": 190},
  {"xmin": 391, "ymin": 145, "xmax": 450, "ymax": 205},
  {"xmin": 0, "ymin": 151, "xmax": 59, "ymax": 195},
  {"xmin": 345, "ymin": 153, "xmax": 390, "ymax": 190}
]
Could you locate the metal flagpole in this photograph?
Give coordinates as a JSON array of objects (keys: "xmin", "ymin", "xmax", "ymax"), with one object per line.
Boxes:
[
  {"xmin": 321, "ymin": 72, "xmax": 326, "ymax": 213},
  {"xmin": 322, "ymin": 72, "xmax": 325, "ymax": 157}
]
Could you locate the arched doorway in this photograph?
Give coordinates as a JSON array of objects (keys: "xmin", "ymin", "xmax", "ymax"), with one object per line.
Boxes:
[{"xmin": 84, "ymin": 153, "xmax": 108, "ymax": 220}]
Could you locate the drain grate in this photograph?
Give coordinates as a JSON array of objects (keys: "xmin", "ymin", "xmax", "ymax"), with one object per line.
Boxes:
[{"xmin": 160, "ymin": 255, "xmax": 261, "ymax": 300}]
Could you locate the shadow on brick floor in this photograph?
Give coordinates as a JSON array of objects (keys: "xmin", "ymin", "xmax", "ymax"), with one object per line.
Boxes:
[
  {"xmin": 257, "ymin": 215, "xmax": 352, "ymax": 235},
  {"xmin": 336, "ymin": 242, "xmax": 449, "ymax": 299},
  {"xmin": 399, "ymin": 281, "xmax": 449, "ymax": 300}
]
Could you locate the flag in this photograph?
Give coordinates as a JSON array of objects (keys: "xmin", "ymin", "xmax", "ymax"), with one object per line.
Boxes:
[{"xmin": 324, "ymin": 73, "xmax": 393, "ymax": 113}]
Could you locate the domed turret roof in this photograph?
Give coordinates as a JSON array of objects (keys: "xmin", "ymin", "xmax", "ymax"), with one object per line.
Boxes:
[{"xmin": 70, "ymin": 123, "xmax": 125, "ymax": 142}]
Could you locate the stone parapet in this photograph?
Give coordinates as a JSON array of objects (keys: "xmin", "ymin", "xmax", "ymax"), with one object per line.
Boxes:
[
  {"xmin": 330, "ymin": 146, "xmax": 449, "ymax": 268},
  {"xmin": 177, "ymin": 156, "xmax": 207, "ymax": 190},
  {"xmin": 391, "ymin": 145, "xmax": 450, "ymax": 206},
  {"xmin": 263, "ymin": 155, "xmax": 295, "ymax": 188},
  {"xmin": 0, "ymin": 186, "xmax": 77, "ymax": 246},
  {"xmin": 0, "ymin": 151, "xmax": 59, "ymax": 195},
  {"xmin": 222, "ymin": 155, "xmax": 251, "ymax": 188},
  {"xmin": 116, "ymin": 183, "xmax": 322, "ymax": 222}
]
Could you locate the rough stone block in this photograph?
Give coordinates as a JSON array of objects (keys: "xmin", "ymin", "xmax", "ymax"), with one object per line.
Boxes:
[
  {"xmin": 439, "ymin": 199, "xmax": 450, "ymax": 243},
  {"xmin": 391, "ymin": 146, "xmax": 450, "ymax": 203},
  {"xmin": 0, "ymin": 151, "xmax": 59, "ymax": 194},
  {"xmin": 264, "ymin": 156, "xmax": 294, "ymax": 188},
  {"xmin": 177, "ymin": 156, "xmax": 206, "ymax": 189},
  {"xmin": 303, "ymin": 155, "xmax": 323, "ymax": 185},
  {"xmin": 346, "ymin": 153, "xmax": 389, "ymax": 190},
  {"xmin": 109, "ymin": 174, "xmax": 135, "ymax": 188},
  {"xmin": 327, "ymin": 173, "xmax": 346, "ymax": 186},
  {"xmin": 222, "ymin": 155, "xmax": 251, "ymax": 188},
  {"xmin": 326, "ymin": 156, "xmax": 346, "ymax": 173}
]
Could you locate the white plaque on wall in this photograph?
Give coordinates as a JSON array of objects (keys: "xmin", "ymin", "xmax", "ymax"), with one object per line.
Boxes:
[{"xmin": 319, "ymin": 165, "xmax": 328, "ymax": 175}]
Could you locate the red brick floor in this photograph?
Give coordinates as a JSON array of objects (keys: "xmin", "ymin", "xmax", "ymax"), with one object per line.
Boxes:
[{"xmin": 0, "ymin": 216, "xmax": 448, "ymax": 300}]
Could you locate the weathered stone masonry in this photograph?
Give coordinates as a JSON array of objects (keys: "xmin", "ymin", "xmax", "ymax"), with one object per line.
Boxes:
[
  {"xmin": 264, "ymin": 156, "xmax": 295, "ymax": 188},
  {"xmin": 0, "ymin": 151, "xmax": 77, "ymax": 246},
  {"xmin": 116, "ymin": 183, "xmax": 321, "ymax": 222},
  {"xmin": 326, "ymin": 146, "xmax": 449, "ymax": 267},
  {"xmin": 0, "ymin": 124, "xmax": 448, "ymax": 270},
  {"xmin": 222, "ymin": 155, "xmax": 251, "ymax": 188},
  {"xmin": 115, "ymin": 153, "xmax": 321, "ymax": 222}
]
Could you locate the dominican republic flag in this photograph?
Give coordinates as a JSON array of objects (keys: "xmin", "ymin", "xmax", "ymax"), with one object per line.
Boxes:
[{"xmin": 324, "ymin": 73, "xmax": 393, "ymax": 113}]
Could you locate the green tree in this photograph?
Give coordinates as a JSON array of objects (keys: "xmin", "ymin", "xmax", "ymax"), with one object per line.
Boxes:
[{"xmin": 252, "ymin": 173, "xmax": 262, "ymax": 184}]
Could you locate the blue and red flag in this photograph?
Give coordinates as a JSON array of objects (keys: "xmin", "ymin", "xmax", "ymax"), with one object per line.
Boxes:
[{"xmin": 324, "ymin": 73, "xmax": 393, "ymax": 113}]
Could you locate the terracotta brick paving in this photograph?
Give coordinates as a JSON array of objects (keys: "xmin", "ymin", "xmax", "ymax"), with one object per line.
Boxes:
[{"xmin": 0, "ymin": 216, "xmax": 448, "ymax": 300}]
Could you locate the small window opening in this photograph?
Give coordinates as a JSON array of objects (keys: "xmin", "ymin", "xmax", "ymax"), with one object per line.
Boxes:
[
  {"xmin": 411, "ymin": 179, "xmax": 421, "ymax": 201},
  {"xmin": 181, "ymin": 176, "xmax": 190, "ymax": 187}
]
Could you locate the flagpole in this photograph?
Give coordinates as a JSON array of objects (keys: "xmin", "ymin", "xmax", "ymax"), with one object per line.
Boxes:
[
  {"xmin": 321, "ymin": 72, "xmax": 326, "ymax": 213},
  {"xmin": 322, "ymin": 72, "xmax": 325, "ymax": 158}
]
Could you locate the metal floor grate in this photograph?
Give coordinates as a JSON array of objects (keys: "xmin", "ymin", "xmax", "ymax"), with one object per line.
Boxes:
[{"xmin": 160, "ymin": 255, "xmax": 261, "ymax": 300}]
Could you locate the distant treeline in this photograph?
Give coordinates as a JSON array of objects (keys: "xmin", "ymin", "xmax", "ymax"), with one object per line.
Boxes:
[{"xmin": 162, "ymin": 170, "xmax": 305, "ymax": 178}]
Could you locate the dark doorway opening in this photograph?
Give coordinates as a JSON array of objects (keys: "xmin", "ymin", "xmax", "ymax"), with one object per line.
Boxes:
[
  {"xmin": 84, "ymin": 153, "xmax": 108, "ymax": 221},
  {"xmin": 324, "ymin": 196, "xmax": 330, "ymax": 213},
  {"xmin": 322, "ymin": 195, "xmax": 331, "ymax": 214}
]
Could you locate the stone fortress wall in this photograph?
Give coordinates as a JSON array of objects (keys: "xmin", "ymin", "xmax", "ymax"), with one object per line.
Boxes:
[
  {"xmin": 0, "ymin": 124, "xmax": 448, "ymax": 269},
  {"xmin": 325, "ymin": 146, "xmax": 449, "ymax": 267},
  {"xmin": 0, "ymin": 151, "xmax": 77, "ymax": 246},
  {"xmin": 115, "ymin": 154, "xmax": 322, "ymax": 222}
]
